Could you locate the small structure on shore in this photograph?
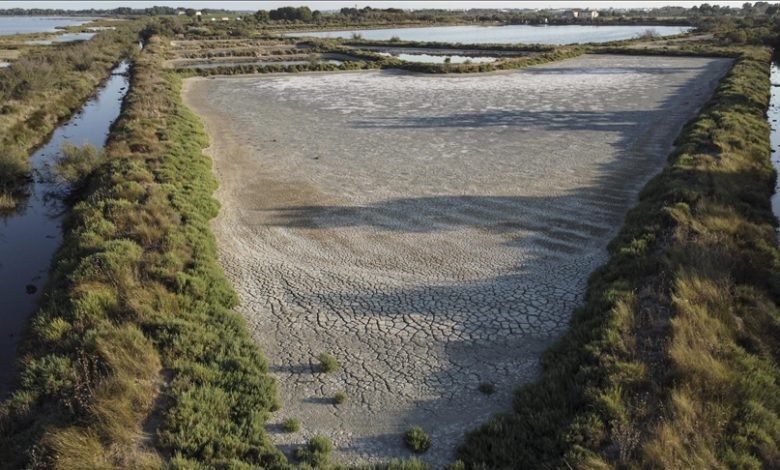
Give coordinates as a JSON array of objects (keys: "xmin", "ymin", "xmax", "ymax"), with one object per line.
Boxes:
[{"xmin": 565, "ymin": 9, "xmax": 600, "ymax": 19}]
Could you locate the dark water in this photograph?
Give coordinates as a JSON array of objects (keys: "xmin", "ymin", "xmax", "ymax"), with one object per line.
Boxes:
[
  {"xmin": 0, "ymin": 16, "xmax": 91, "ymax": 35},
  {"xmin": 286, "ymin": 24, "xmax": 692, "ymax": 45},
  {"xmin": 770, "ymin": 56, "xmax": 780, "ymax": 222},
  {"xmin": 0, "ymin": 61, "xmax": 130, "ymax": 397}
]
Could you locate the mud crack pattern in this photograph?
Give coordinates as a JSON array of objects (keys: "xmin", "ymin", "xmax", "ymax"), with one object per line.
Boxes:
[{"xmin": 182, "ymin": 55, "xmax": 732, "ymax": 467}]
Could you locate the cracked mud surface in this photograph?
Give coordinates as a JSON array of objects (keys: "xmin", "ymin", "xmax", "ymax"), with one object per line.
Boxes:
[{"xmin": 182, "ymin": 55, "xmax": 731, "ymax": 467}]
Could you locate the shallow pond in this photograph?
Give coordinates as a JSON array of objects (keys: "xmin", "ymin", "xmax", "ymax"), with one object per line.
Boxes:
[
  {"xmin": 26, "ymin": 32, "xmax": 95, "ymax": 45},
  {"xmin": 378, "ymin": 52, "xmax": 496, "ymax": 64},
  {"xmin": 286, "ymin": 24, "xmax": 692, "ymax": 45},
  {"xmin": 0, "ymin": 61, "xmax": 130, "ymax": 397},
  {"xmin": 0, "ymin": 16, "xmax": 91, "ymax": 35}
]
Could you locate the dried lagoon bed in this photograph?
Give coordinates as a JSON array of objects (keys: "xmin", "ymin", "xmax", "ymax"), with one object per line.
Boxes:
[{"xmin": 182, "ymin": 54, "xmax": 731, "ymax": 467}]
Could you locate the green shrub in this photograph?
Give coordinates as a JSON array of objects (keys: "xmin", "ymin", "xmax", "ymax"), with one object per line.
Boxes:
[
  {"xmin": 478, "ymin": 382, "xmax": 496, "ymax": 395},
  {"xmin": 334, "ymin": 391, "xmax": 347, "ymax": 405},
  {"xmin": 295, "ymin": 435, "xmax": 333, "ymax": 466},
  {"xmin": 55, "ymin": 142, "xmax": 105, "ymax": 189},
  {"xmin": 317, "ymin": 353, "xmax": 339, "ymax": 373},
  {"xmin": 403, "ymin": 426, "xmax": 431, "ymax": 454},
  {"xmin": 281, "ymin": 417, "xmax": 300, "ymax": 433}
]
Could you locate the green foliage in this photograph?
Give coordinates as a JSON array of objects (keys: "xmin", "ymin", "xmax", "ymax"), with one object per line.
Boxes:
[
  {"xmin": 0, "ymin": 35, "xmax": 286, "ymax": 469},
  {"xmin": 477, "ymin": 382, "xmax": 496, "ymax": 395},
  {"xmin": 295, "ymin": 435, "xmax": 333, "ymax": 467},
  {"xmin": 458, "ymin": 46, "xmax": 780, "ymax": 469},
  {"xmin": 334, "ymin": 391, "xmax": 347, "ymax": 405},
  {"xmin": 318, "ymin": 353, "xmax": 339, "ymax": 373},
  {"xmin": 403, "ymin": 427, "xmax": 431, "ymax": 454},
  {"xmin": 281, "ymin": 417, "xmax": 300, "ymax": 433},
  {"xmin": 55, "ymin": 142, "xmax": 105, "ymax": 190}
]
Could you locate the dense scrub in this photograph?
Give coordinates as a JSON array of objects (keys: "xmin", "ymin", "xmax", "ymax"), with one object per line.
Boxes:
[
  {"xmin": 457, "ymin": 46, "xmax": 780, "ymax": 469},
  {"xmin": 0, "ymin": 24, "xmax": 140, "ymax": 211},
  {"xmin": 0, "ymin": 36, "xmax": 285, "ymax": 468}
]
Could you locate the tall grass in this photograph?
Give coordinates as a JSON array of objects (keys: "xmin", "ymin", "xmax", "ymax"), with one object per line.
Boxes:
[{"xmin": 457, "ymin": 46, "xmax": 780, "ymax": 468}]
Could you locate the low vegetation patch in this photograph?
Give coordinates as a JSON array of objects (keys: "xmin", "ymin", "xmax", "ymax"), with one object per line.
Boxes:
[
  {"xmin": 477, "ymin": 382, "xmax": 496, "ymax": 395},
  {"xmin": 457, "ymin": 45, "xmax": 780, "ymax": 468},
  {"xmin": 318, "ymin": 353, "xmax": 339, "ymax": 373},
  {"xmin": 295, "ymin": 435, "xmax": 333, "ymax": 467},
  {"xmin": 54, "ymin": 142, "xmax": 106, "ymax": 193},
  {"xmin": 281, "ymin": 417, "xmax": 300, "ymax": 433},
  {"xmin": 403, "ymin": 427, "xmax": 431, "ymax": 454},
  {"xmin": 333, "ymin": 391, "xmax": 348, "ymax": 405}
]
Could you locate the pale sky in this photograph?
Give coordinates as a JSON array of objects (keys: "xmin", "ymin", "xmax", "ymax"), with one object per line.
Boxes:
[{"xmin": 0, "ymin": 1, "xmax": 769, "ymax": 12}]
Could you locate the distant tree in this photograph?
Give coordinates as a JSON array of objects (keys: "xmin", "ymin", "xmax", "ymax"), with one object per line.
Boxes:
[
  {"xmin": 254, "ymin": 9, "xmax": 270, "ymax": 22},
  {"xmin": 269, "ymin": 6, "xmax": 313, "ymax": 22}
]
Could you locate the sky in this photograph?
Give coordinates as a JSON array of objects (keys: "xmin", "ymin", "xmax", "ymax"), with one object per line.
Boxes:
[{"xmin": 0, "ymin": 1, "xmax": 770, "ymax": 11}]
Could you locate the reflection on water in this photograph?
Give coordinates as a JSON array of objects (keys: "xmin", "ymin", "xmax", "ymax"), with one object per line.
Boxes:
[{"xmin": 0, "ymin": 61, "xmax": 131, "ymax": 397}]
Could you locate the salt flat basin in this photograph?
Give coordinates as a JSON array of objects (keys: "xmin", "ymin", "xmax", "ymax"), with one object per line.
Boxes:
[{"xmin": 182, "ymin": 54, "xmax": 731, "ymax": 466}]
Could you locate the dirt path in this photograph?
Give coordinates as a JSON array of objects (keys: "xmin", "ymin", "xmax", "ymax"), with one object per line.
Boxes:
[{"xmin": 182, "ymin": 55, "xmax": 731, "ymax": 467}]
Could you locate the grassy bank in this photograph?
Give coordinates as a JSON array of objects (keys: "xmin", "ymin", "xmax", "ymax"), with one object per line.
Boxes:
[
  {"xmin": 0, "ymin": 24, "xmax": 140, "ymax": 212},
  {"xmin": 174, "ymin": 46, "xmax": 582, "ymax": 76},
  {"xmin": 456, "ymin": 46, "xmax": 780, "ymax": 469},
  {"xmin": 0, "ymin": 35, "xmax": 285, "ymax": 468}
]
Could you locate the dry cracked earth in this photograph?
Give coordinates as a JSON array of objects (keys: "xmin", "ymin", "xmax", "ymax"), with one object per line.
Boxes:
[{"xmin": 182, "ymin": 54, "xmax": 731, "ymax": 467}]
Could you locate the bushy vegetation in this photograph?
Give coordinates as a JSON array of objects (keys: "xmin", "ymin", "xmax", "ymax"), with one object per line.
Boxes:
[
  {"xmin": 54, "ymin": 142, "xmax": 106, "ymax": 192},
  {"xmin": 334, "ymin": 391, "xmax": 348, "ymax": 405},
  {"xmin": 295, "ymin": 435, "xmax": 334, "ymax": 467},
  {"xmin": 457, "ymin": 46, "xmax": 780, "ymax": 468},
  {"xmin": 0, "ymin": 24, "xmax": 141, "ymax": 212},
  {"xmin": 318, "ymin": 353, "xmax": 340, "ymax": 373},
  {"xmin": 0, "ymin": 35, "xmax": 286, "ymax": 469},
  {"xmin": 403, "ymin": 427, "xmax": 431, "ymax": 454},
  {"xmin": 477, "ymin": 382, "xmax": 496, "ymax": 395},
  {"xmin": 282, "ymin": 417, "xmax": 301, "ymax": 433}
]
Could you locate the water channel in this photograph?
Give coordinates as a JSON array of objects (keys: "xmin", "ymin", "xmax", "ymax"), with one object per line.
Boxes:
[{"xmin": 0, "ymin": 60, "xmax": 131, "ymax": 397}]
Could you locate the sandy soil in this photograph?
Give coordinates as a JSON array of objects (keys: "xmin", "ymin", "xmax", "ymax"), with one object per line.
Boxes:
[{"xmin": 182, "ymin": 55, "xmax": 731, "ymax": 468}]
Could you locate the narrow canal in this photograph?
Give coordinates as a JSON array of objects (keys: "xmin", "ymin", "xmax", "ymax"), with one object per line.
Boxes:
[
  {"xmin": 0, "ymin": 61, "xmax": 131, "ymax": 397},
  {"xmin": 771, "ymin": 55, "xmax": 780, "ymax": 220}
]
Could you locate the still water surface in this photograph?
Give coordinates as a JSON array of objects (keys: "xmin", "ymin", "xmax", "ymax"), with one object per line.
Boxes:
[
  {"xmin": 0, "ymin": 61, "xmax": 130, "ymax": 397},
  {"xmin": 0, "ymin": 16, "xmax": 91, "ymax": 35},
  {"xmin": 287, "ymin": 24, "xmax": 692, "ymax": 45}
]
